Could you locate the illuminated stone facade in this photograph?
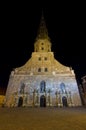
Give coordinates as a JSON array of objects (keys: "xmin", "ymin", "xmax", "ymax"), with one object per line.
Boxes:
[
  {"xmin": 5, "ymin": 15, "xmax": 82, "ymax": 107},
  {"xmin": 80, "ymin": 75, "xmax": 86, "ymax": 105}
]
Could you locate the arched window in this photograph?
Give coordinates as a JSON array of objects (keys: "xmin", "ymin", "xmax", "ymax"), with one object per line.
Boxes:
[
  {"xmin": 20, "ymin": 83, "xmax": 25, "ymax": 94},
  {"xmin": 60, "ymin": 83, "xmax": 66, "ymax": 93},
  {"xmin": 40, "ymin": 81, "xmax": 46, "ymax": 93}
]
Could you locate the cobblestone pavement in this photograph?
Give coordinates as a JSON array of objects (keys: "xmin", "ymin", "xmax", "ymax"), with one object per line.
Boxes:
[{"xmin": 0, "ymin": 107, "xmax": 86, "ymax": 130}]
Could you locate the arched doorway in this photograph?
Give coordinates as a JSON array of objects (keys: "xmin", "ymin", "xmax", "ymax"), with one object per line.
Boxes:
[
  {"xmin": 18, "ymin": 97, "xmax": 23, "ymax": 107},
  {"xmin": 62, "ymin": 96, "xmax": 68, "ymax": 107},
  {"xmin": 40, "ymin": 95, "xmax": 46, "ymax": 107}
]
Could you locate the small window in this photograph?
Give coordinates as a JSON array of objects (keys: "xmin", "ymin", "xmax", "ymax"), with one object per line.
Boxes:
[
  {"xmin": 41, "ymin": 47, "xmax": 44, "ymax": 50},
  {"xmin": 45, "ymin": 68, "xmax": 48, "ymax": 72},
  {"xmin": 38, "ymin": 68, "xmax": 41, "ymax": 72},
  {"xmin": 44, "ymin": 57, "xmax": 47, "ymax": 60},
  {"xmin": 38, "ymin": 57, "xmax": 41, "ymax": 61},
  {"xmin": 41, "ymin": 43, "xmax": 44, "ymax": 45}
]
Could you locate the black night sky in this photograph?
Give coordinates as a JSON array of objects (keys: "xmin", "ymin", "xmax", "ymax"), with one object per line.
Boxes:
[{"xmin": 0, "ymin": 2, "xmax": 86, "ymax": 91}]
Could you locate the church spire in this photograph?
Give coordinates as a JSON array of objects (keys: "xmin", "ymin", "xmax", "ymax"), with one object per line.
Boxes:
[
  {"xmin": 34, "ymin": 11, "xmax": 51, "ymax": 52},
  {"xmin": 36, "ymin": 12, "xmax": 50, "ymax": 40}
]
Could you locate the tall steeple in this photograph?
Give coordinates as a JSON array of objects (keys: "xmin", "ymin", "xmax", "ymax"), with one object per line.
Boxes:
[
  {"xmin": 36, "ymin": 12, "xmax": 50, "ymax": 40},
  {"xmin": 34, "ymin": 12, "xmax": 51, "ymax": 52}
]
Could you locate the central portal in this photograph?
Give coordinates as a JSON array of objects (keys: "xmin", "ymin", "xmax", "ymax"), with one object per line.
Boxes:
[
  {"xmin": 40, "ymin": 95, "xmax": 46, "ymax": 107},
  {"xmin": 18, "ymin": 97, "xmax": 23, "ymax": 107},
  {"xmin": 62, "ymin": 96, "xmax": 68, "ymax": 107}
]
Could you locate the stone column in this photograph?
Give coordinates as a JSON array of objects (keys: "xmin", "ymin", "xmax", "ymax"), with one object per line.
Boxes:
[
  {"xmin": 55, "ymin": 91, "xmax": 58, "ymax": 106},
  {"xmin": 32, "ymin": 89, "xmax": 36, "ymax": 107},
  {"xmin": 68, "ymin": 91, "xmax": 73, "ymax": 106},
  {"xmin": 58, "ymin": 91, "xmax": 62, "ymax": 107},
  {"xmin": 36, "ymin": 90, "xmax": 39, "ymax": 106}
]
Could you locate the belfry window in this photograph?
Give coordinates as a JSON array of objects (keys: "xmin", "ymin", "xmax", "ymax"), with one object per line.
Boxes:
[{"xmin": 41, "ymin": 43, "xmax": 44, "ymax": 45}]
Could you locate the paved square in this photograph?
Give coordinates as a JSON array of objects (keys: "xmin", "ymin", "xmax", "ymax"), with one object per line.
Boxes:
[{"xmin": 0, "ymin": 107, "xmax": 86, "ymax": 130}]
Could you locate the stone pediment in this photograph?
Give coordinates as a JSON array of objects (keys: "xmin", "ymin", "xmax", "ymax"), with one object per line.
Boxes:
[{"xmin": 12, "ymin": 52, "xmax": 73, "ymax": 76}]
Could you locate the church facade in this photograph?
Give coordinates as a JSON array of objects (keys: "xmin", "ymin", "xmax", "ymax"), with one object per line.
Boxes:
[{"xmin": 5, "ymin": 15, "xmax": 82, "ymax": 107}]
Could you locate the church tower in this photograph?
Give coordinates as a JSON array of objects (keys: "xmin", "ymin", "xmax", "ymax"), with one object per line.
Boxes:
[{"xmin": 5, "ymin": 13, "xmax": 82, "ymax": 107}]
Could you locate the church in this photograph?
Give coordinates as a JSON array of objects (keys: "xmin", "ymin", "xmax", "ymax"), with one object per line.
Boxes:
[{"xmin": 5, "ymin": 14, "xmax": 82, "ymax": 107}]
